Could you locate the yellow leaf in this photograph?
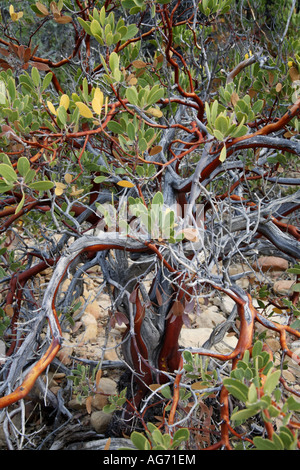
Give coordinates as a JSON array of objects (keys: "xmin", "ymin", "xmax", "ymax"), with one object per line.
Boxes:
[
  {"xmin": 86, "ymin": 395, "xmax": 93, "ymax": 415},
  {"xmin": 60, "ymin": 94, "xmax": 70, "ymax": 111},
  {"xmin": 9, "ymin": 6, "xmax": 23, "ymax": 21},
  {"xmin": 70, "ymin": 187, "xmax": 84, "ymax": 196},
  {"xmin": 92, "ymin": 87, "xmax": 104, "ymax": 115},
  {"xmin": 117, "ymin": 180, "xmax": 135, "ymax": 188},
  {"xmin": 47, "ymin": 100, "xmax": 57, "ymax": 115},
  {"xmin": 132, "ymin": 60, "xmax": 147, "ymax": 69},
  {"xmin": 5, "ymin": 304, "xmax": 14, "ymax": 318},
  {"xmin": 104, "ymin": 437, "xmax": 111, "ymax": 450},
  {"xmin": 219, "ymin": 145, "xmax": 227, "ymax": 162},
  {"xmin": 288, "ymin": 61, "xmax": 294, "ymax": 68},
  {"xmin": 55, "ymin": 182, "xmax": 67, "ymax": 196},
  {"xmin": 180, "ymin": 228, "xmax": 199, "ymax": 242},
  {"xmin": 146, "ymin": 107, "xmax": 163, "ymax": 118},
  {"xmin": 191, "ymin": 381, "xmax": 208, "ymax": 390},
  {"xmin": 75, "ymin": 102, "xmax": 93, "ymax": 119},
  {"xmin": 148, "ymin": 384, "xmax": 161, "ymax": 392},
  {"xmin": 35, "ymin": 2, "xmax": 49, "ymax": 16},
  {"xmin": 104, "ymin": 96, "xmax": 109, "ymax": 117},
  {"xmin": 54, "ymin": 15, "xmax": 73, "ymax": 24},
  {"xmin": 64, "ymin": 173, "xmax": 73, "ymax": 184},
  {"xmin": 289, "ymin": 66, "xmax": 300, "ymax": 82},
  {"xmin": 149, "ymin": 145, "xmax": 163, "ymax": 156}
]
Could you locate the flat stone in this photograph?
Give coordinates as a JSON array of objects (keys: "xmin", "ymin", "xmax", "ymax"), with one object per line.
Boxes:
[
  {"xmin": 90, "ymin": 410, "xmax": 112, "ymax": 434},
  {"xmin": 253, "ymin": 256, "xmax": 288, "ymax": 272},
  {"xmin": 213, "ymin": 295, "xmax": 235, "ymax": 315},
  {"xmin": 92, "ymin": 377, "xmax": 117, "ymax": 410},
  {"xmin": 179, "ymin": 327, "xmax": 213, "ymax": 349},
  {"xmin": 273, "ymin": 280, "xmax": 295, "ymax": 295},
  {"xmin": 195, "ymin": 306, "xmax": 225, "ymax": 328}
]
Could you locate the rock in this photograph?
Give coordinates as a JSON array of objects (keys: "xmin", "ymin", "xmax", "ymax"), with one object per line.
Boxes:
[
  {"xmin": 92, "ymin": 377, "xmax": 117, "ymax": 410},
  {"xmin": 179, "ymin": 327, "xmax": 213, "ymax": 349},
  {"xmin": 213, "ymin": 295, "xmax": 235, "ymax": 315},
  {"xmin": 214, "ymin": 333, "xmax": 238, "ymax": 354},
  {"xmin": 90, "ymin": 410, "xmax": 112, "ymax": 433},
  {"xmin": 85, "ymin": 300, "xmax": 102, "ymax": 320},
  {"xmin": 273, "ymin": 280, "xmax": 295, "ymax": 295},
  {"xmin": 253, "ymin": 256, "xmax": 288, "ymax": 272},
  {"xmin": 79, "ymin": 313, "xmax": 98, "ymax": 342},
  {"xmin": 195, "ymin": 306, "xmax": 225, "ymax": 329}
]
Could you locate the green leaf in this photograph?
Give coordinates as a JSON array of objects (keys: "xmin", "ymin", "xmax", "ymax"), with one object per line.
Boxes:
[
  {"xmin": 223, "ymin": 378, "xmax": 248, "ymax": 401},
  {"xmin": 152, "ymin": 191, "xmax": 164, "ymax": 206},
  {"xmin": 17, "ymin": 157, "xmax": 30, "ymax": 177},
  {"xmin": 215, "ymin": 115, "xmax": 229, "ymax": 135},
  {"xmin": 247, "ymin": 383, "xmax": 257, "ymax": 403},
  {"xmin": 147, "ymin": 87, "xmax": 164, "ymax": 106},
  {"xmin": 253, "ymin": 436, "xmax": 278, "ymax": 450},
  {"xmin": 90, "ymin": 19, "xmax": 102, "ymax": 37},
  {"xmin": 24, "ymin": 169, "xmax": 36, "ymax": 184},
  {"xmin": 252, "ymin": 340, "xmax": 263, "ymax": 358},
  {"xmin": 130, "ymin": 431, "xmax": 151, "ymax": 450},
  {"xmin": 57, "ymin": 105, "xmax": 67, "ymax": 127},
  {"xmin": 213, "ymin": 129, "xmax": 224, "ymax": 141},
  {"xmin": 230, "ymin": 407, "xmax": 260, "ymax": 422},
  {"xmin": 15, "ymin": 191, "xmax": 25, "ymax": 214},
  {"xmin": 211, "ymin": 100, "xmax": 219, "ymax": 124},
  {"xmin": 122, "ymin": 24, "xmax": 138, "ymax": 40},
  {"xmin": 263, "ymin": 369, "xmax": 281, "ymax": 395},
  {"xmin": 0, "ymin": 164, "xmax": 18, "ymax": 183},
  {"xmin": 159, "ymin": 385, "xmax": 173, "ymax": 399},
  {"xmin": 28, "ymin": 181, "xmax": 54, "ymax": 191},
  {"xmin": 94, "ymin": 176, "xmax": 107, "ymax": 183},
  {"xmin": 109, "ymin": 52, "xmax": 120, "ymax": 74},
  {"xmin": 292, "ymin": 283, "xmax": 300, "ymax": 292},
  {"xmin": 286, "ymin": 395, "xmax": 300, "ymax": 411},
  {"xmin": 31, "ymin": 67, "xmax": 40, "ymax": 87},
  {"xmin": 42, "ymin": 72, "xmax": 53, "ymax": 91},
  {"xmin": 126, "ymin": 86, "xmax": 139, "ymax": 106},
  {"xmin": 172, "ymin": 428, "xmax": 189, "ymax": 444},
  {"xmin": 107, "ymin": 121, "xmax": 124, "ymax": 134},
  {"xmin": 252, "ymin": 99, "xmax": 264, "ymax": 115},
  {"xmin": 279, "ymin": 426, "xmax": 297, "ymax": 449},
  {"xmin": 77, "ymin": 17, "xmax": 91, "ymax": 35}
]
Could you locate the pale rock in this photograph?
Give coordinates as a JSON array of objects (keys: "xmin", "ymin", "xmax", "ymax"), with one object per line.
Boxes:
[
  {"xmin": 196, "ymin": 306, "xmax": 225, "ymax": 329},
  {"xmin": 61, "ymin": 278, "xmax": 71, "ymax": 292},
  {"xmin": 282, "ymin": 370, "xmax": 296, "ymax": 382},
  {"xmin": 252, "ymin": 299, "xmax": 277, "ymax": 317},
  {"xmin": 213, "ymin": 333, "xmax": 238, "ymax": 354},
  {"xmin": 92, "ymin": 377, "xmax": 117, "ymax": 410},
  {"xmin": 85, "ymin": 300, "xmax": 102, "ymax": 319},
  {"xmin": 68, "ymin": 397, "xmax": 87, "ymax": 411},
  {"xmin": 90, "ymin": 410, "xmax": 112, "ymax": 434},
  {"xmin": 79, "ymin": 313, "xmax": 98, "ymax": 342},
  {"xmin": 179, "ymin": 327, "xmax": 213, "ymax": 349},
  {"xmin": 265, "ymin": 338, "xmax": 280, "ymax": 353},
  {"xmin": 104, "ymin": 347, "xmax": 119, "ymax": 361},
  {"xmin": 253, "ymin": 256, "xmax": 288, "ymax": 272},
  {"xmin": 56, "ymin": 345, "xmax": 74, "ymax": 365},
  {"xmin": 213, "ymin": 295, "xmax": 235, "ymax": 315},
  {"xmin": 273, "ymin": 280, "xmax": 295, "ymax": 295}
]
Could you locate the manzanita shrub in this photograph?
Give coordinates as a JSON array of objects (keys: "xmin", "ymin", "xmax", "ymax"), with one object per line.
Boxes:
[{"xmin": 0, "ymin": 0, "xmax": 299, "ymax": 450}]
